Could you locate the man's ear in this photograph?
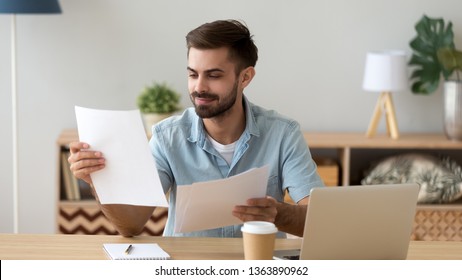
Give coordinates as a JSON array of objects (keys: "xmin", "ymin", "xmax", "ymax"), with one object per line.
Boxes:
[{"xmin": 240, "ymin": 66, "xmax": 256, "ymax": 88}]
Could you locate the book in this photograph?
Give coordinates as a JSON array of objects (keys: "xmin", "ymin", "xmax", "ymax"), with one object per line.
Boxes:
[
  {"xmin": 61, "ymin": 151, "xmax": 76, "ymax": 200},
  {"xmin": 78, "ymin": 179, "xmax": 94, "ymax": 200},
  {"xmin": 103, "ymin": 243, "xmax": 170, "ymax": 260},
  {"xmin": 61, "ymin": 150, "xmax": 82, "ymax": 200}
]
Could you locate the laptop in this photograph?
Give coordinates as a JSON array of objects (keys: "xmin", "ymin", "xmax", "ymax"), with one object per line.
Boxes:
[{"xmin": 275, "ymin": 183, "xmax": 420, "ymax": 260}]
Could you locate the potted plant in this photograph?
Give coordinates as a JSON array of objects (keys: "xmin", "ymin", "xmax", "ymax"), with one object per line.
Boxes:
[
  {"xmin": 409, "ymin": 15, "xmax": 462, "ymax": 140},
  {"xmin": 137, "ymin": 82, "xmax": 181, "ymax": 134}
]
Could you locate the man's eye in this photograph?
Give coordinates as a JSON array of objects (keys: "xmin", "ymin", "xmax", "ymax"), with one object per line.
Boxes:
[{"xmin": 188, "ymin": 73, "xmax": 198, "ymax": 78}]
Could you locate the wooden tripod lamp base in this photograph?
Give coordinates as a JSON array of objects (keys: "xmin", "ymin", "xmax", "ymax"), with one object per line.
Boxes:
[{"xmin": 366, "ymin": 91, "xmax": 399, "ymax": 140}]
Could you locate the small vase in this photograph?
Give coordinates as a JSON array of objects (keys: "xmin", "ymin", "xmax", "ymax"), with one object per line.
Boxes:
[
  {"xmin": 142, "ymin": 113, "xmax": 172, "ymax": 135},
  {"xmin": 444, "ymin": 81, "xmax": 462, "ymax": 141}
]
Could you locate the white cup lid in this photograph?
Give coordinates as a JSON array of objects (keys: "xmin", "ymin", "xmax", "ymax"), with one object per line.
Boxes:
[{"xmin": 241, "ymin": 221, "xmax": 278, "ymax": 234}]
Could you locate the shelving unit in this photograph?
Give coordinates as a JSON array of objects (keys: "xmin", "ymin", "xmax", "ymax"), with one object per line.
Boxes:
[
  {"xmin": 304, "ymin": 132, "xmax": 462, "ymax": 241},
  {"xmin": 56, "ymin": 130, "xmax": 462, "ymax": 240}
]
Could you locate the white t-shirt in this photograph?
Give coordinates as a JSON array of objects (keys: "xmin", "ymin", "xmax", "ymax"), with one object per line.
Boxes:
[{"xmin": 207, "ymin": 134, "xmax": 236, "ymax": 165}]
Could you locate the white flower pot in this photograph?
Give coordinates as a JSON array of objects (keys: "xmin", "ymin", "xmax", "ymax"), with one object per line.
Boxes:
[
  {"xmin": 142, "ymin": 113, "xmax": 172, "ymax": 135},
  {"xmin": 444, "ymin": 81, "xmax": 462, "ymax": 141}
]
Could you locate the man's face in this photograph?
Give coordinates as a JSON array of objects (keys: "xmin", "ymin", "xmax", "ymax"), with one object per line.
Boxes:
[{"xmin": 187, "ymin": 47, "xmax": 241, "ymax": 119}]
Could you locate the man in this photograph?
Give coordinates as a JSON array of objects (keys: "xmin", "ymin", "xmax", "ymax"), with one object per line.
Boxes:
[{"xmin": 68, "ymin": 19, "xmax": 324, "ymax": 238}]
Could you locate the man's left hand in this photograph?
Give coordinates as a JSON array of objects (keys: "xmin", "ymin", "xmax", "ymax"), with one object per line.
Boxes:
[{"xmin": 232, "ymin": 196, "xmax": 278, "ymax": 223}]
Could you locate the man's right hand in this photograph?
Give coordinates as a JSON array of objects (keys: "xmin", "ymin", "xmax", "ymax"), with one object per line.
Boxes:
[
  {"xmin": 67, "ymin": 142, "xmax": 152, "ymax": 237},
  {"xmin": 68, "ymin": 142, "xmax": 105, "ymax": 185}
]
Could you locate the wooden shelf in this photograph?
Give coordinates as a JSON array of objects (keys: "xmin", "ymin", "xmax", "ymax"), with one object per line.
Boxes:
[
  {"xmin": 304, "ymin": 131, "xmax": 462, "ymax": 241},
  {"xmin": 304, "ymin": 132, "xmax": 462, "ymax": 149},
  {"xmin": 304, "ymin": 132, "xmax": 462, "ymax": 186}
]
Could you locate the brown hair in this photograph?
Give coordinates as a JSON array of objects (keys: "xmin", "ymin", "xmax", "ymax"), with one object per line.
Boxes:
[{"xmin": 186, "ymin": 19, "xmax": 258, "ymax": 73}]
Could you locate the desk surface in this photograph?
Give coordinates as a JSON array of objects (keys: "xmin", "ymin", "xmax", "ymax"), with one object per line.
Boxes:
[{"xmin": 1, "ymin": 234, "xmax": 461, "ymax": 260}]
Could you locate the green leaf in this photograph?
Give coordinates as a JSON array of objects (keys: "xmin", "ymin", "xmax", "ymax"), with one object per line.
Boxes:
[
  {"xmin": 409, "ymin": 15, "xmax": 457, "ymax": 94},
  {"xmin": 437, "ymin": 48, "xmax": 462, "ymax": 73}
]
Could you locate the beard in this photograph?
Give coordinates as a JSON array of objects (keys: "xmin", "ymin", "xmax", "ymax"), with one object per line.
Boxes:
[{"xmin": 190, "ymin": 81, "xmax": 239, "ymax": 119}]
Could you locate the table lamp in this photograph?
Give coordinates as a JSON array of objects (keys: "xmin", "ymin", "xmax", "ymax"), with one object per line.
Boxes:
[
  {"xmin": 363, "ymin": 50, "xmax": 408, "ymax": 140},
  {"xmin": 0, "ymin": 0, "xmax": 61, "ymax": 233}
]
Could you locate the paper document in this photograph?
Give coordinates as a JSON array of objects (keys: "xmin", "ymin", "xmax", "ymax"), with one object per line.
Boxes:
[
  {"xmin": 75, "ymin": 106, "xmax": 168, "ymax": 207},
  {"xmin": 174, "ymin": 165, "xmax": 269, "ymax": 233}
]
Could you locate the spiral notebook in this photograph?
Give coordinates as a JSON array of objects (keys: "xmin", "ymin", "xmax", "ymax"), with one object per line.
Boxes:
[{"xmin": 103, "ymin": 243, "xmax": 171, "ymax": 260}]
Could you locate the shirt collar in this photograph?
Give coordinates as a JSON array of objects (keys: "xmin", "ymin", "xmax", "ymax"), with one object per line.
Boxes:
[{"xmin": 243, "ymin": 95, "xmax": 260, "ymax": 137}]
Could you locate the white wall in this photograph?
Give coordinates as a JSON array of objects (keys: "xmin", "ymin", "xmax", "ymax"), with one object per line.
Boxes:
[{"xmin": 1, "ymin": 0, "xmax": 462, "ymax": 233}]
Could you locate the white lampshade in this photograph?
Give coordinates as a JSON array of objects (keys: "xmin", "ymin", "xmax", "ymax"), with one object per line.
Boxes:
[{"xmin": 362, "ymin": 50, "xmax": 408, "ymax": 92}]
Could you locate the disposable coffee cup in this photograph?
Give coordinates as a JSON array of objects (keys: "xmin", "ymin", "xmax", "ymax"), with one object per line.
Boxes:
[{"xmin": 241, "ymin": 221, "xmax": 278, "ymax": 260}]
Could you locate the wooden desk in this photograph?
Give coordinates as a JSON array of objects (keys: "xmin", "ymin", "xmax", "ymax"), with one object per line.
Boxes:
[{"xmin": 0, "ymin": 234, "xmax": 461, "ymax": 260}]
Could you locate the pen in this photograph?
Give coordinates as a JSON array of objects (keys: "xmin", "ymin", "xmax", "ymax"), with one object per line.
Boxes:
[{"xmin": 124, "ymin": 244, "xmax": 133, "ymax": 255}]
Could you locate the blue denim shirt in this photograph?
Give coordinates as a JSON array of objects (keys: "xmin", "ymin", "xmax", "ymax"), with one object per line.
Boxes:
[{"xmin": 150, "ymin": 96, "xmax": 324, "ymax": 237}]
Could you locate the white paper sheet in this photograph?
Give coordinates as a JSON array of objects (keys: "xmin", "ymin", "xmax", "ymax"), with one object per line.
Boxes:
[
  {"xmin": 75, "ymin": 106, "xmax": 168, "ymax": 207},
  {"xmin": 174, "ymin": 165, "xmax": 269, "ymax": 233}
]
